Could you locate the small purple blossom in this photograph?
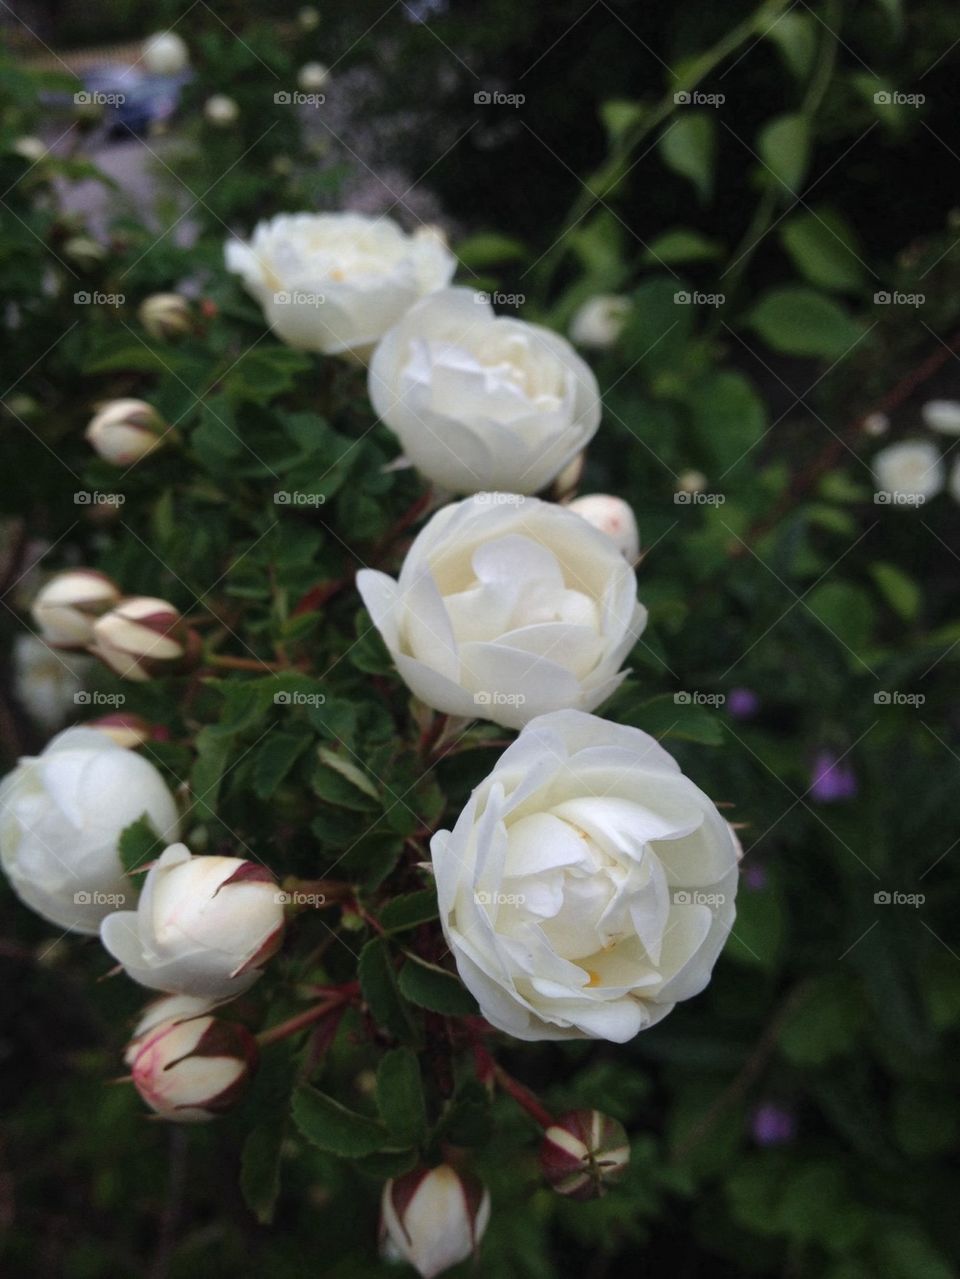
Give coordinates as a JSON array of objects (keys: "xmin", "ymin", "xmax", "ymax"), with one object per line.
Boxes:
[
  {"xmin": 809, "ymin": 750, "xmax": 858, "ymax": 803},
  {"xmin": 727, "ymin": 687, "xmax": 760, "ymax": 720},
  {"xmin": 751, "ymin": 1103, "xmax": 796, "ymax": 1147},
  {"xmin": 743, "ymin": 863, "xmax": 767, "ymax": 891}
]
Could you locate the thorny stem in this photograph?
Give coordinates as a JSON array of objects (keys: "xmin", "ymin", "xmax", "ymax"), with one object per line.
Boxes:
[{"xmin": 257, "ymin": 984, "xmax": 359, "ymax": 1048}]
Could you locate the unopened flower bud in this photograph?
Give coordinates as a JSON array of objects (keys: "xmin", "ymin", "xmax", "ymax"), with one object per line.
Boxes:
[
  {"xmin": 204, "ymin": 95, "xmax": 240, "ymax": 128},
  {"xmin": 567, "ymin": 494, "xmax": 639, "ymax": 561},
  {"xmin": 123, "ymin": 993, "xmax": 218, "ymax": 1065},
  {"xmin": 30, "ymin": 568, "xmax": 121, "ymax": 647},
  {"xmin": 129, "ymin": 1013, "xmax": 257, "ymax": 1121},
  {"xmin": 380, "ymin": 1165, "xmax": 490, "ymax": 1279},
  {"xmin": 13, "ymin": 136, "xmax": 47, "ymax": 164},
  {"xmin": 138, "ymin": 292, "xmax": 192, "ymax": 340},
  {"xmin": 63, "ymin": 235, "xmax": 107, "ymax": 270},
  {"xmin": 100, "ymin": 843, "xmax": 286, "ymax": 999},
  {"xmin": 85, "ymin": 398, "xmax": 169, "ymax": 465},
  {"xmin": 91, "ymin": 596, "xmax": 194, "ymax": 682},
  {"xmin": 143, "ymin": 31, "xmax": 189, "ymax": 77},
  {"xmin": 298, "ymin": 62, "xmax": 329, "ymax": 91},
  {"xmin": 539, "ymin": 1110, "xmax": 630, "ymax": 1200},
  {"xmin": 569, "ymin": 295, "xmax": 631, "ymax": 349},
  {"xmin": 88, "ymin": 711, "xmax": 162, "ymax": 749}
]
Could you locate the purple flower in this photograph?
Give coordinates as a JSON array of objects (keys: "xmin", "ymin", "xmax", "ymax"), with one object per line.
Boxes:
[
  {"xmin": 743, "ymin": 863, "xmax": 767, "ymax": 891},
  {"xmin": 751, "ymin": 1103, "xmax": 796, "ymax": 1147},
  {"xmin": 727, "ymin": 687, "xmax": 760, "ymax": 720},
  {"xmin": 809, "ymin": 750, "xmax": 858, "ymax": 803}
]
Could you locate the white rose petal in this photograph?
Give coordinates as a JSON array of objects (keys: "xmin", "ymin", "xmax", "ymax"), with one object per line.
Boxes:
[
  {"xmin": 568, "ymin": 294, "xmax": 631, "ymax": 349},
  {"xmin": 0, "ymin": 727, "xmax": 180, "ymax": 933},
  {"xmin": 224, "ymin": 212, "xmax": 456, "ymax": 360},
  {"xmin": 369, "ymin": 287, "xmax": 601, "ymax": 494},
  {"xmin": 921, "ymin": 399, "xmax": 960, "ymax": 436},
  {"xmin": 430, "ymin": 710, "xmax": 740, "ymax": 1042},
  {"xmin": 357, "ymin": 494, "xmax": 646, "ymax": 729},
  {"xmin": 873, "ymin": 440, "xmax": 944, "ymax": 500}
]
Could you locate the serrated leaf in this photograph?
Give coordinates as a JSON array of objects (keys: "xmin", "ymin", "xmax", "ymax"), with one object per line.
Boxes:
[
  {"xmin": 253, "ymin": 730, "xmax": 312, "ymax": 799},
  {"xmin": 359, "ymin": 938, "xmax": 418, "ymax": 1042},
  {"xmin": 317, "ymin": 746, "xmax": 380, "ymax": 800},
  {"xmin": 380, "ymin": 889, "xmax": 440, "ymax": 934},
  {"xmin": 377, "ymin": 1048, "xmax": 427, "ymax": 1146},
  {"xmin": 398, "ymin": 957, "xmax": 479, "ymax": 1017},
  {"xmin": 291, "ymin": 1084, "xmax": 390, "ymax": 1156},
  {"xmin": 240, "ymin": 1118, "xmax": 286, "ymax": 1224}
]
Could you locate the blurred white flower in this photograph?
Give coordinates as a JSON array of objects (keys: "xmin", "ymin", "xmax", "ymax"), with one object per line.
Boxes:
[
  {"xmin": 566, "ymin": 494, "xmax": 639, "ymax": 561},
  {"xmin": 85, "ymin": 399, "xmax": 168, "ymax": 466},
  {"xmin": 204, "ymin": 95, "xmax": 239, "ymax": 128},
  {"xmin": 568, "ymin": 294, "xmax": 631, "ymax": 349},
  {"xmin": 142, "ymin": 31, "xmax": 189, "ymax": 76},
  {"xmin": 921, "ymin": 400, "xmax": 960, "ymax": 436},
  {"xmin": 873, "ymin": 440, "xmax": 944, "ymax": 501},
  {"xmin": 30, "ymin": 569, "xmax": 120, "ymax": 648},
  {"xmin": 297, "ymin": 62, "xmax": 329, "ymax": 91},
  {"xmin": 12, "ymin": 635, "xmax": 91, "ymax": 729}
]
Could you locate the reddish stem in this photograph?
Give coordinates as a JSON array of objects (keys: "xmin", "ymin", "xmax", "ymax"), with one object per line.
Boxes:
[
  {"xmin": 257, "ymin": 985, "xmax": 357, "ymax": 1047},
  {"xmin": 491, "ymin": 1063, "xmax": 555, "ymax": 1130}
]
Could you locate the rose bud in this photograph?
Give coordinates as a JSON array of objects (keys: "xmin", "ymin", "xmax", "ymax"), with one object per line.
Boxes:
[
  {"xmin": 88, "ymin": 712, "xmax": 161, "ymax": 749},
  {"xmin": 567, "ymin": 493, "xmax": 639, "ymax": 561},
  {"xmin": 204, "ymin": 94, "xmax": 240, "ymax": 128},
  {"xmin": 539, "ymin": 1110, "xmax": 630, "ymax": 1200},
  {"xmin": 30, "ymin": 568, "xmax": 121, "ymax": 648},
  {"xmin": 123, "ymin": 993, "xmax": 218, "ymax": 1065},
  {"xmin": 85, "ymin": 398, "xmax": 169, "ymax": 466},
  {"xmin": 568, "ymin": 294, "xmax": 631, "ymax": 350},
  {"xmin": 138, "ymin": 292, "xmax": 192, "ymax": 340},
  {"xmin": 380, "ymin": 1165, "xmax": 490, "ymax": 1279},
  {"xmin": 100, "ymin": 843, "xmax": 286, "ymax": 999},
  {"xmin": 90, "ymin": 596, "xmax": 195, "ymax": 682},
  {"xmin": 129, "ymin": 1014, "xmax": 258, "ymax": 1122}
]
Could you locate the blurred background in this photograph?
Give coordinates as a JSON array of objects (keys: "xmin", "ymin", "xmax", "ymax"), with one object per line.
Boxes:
[{"xmin": 2, "ymin": 1, "xmax": 959, "ymax": 1276}]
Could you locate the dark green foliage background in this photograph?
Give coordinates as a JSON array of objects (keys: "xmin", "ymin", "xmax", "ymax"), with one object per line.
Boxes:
[{"xmin": 1, "ymin": 2, "xmax": 959, "ymax": 1276}]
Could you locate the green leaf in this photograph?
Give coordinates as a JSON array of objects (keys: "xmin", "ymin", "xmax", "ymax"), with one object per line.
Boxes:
[
  {"xmin": 660, "ymin": 112, "xmax": 716, "ymax": 202},
  {"xmin": 780, "ymin": 209, "xmax": 866, "ymax": 292},
  {"xmin": 870, "ymin": 562, "xmax": 920, "ymax": 622},
  {"xmin": 686, "ymin": 369, "xmax": 766, "ymax": 474},
  {"xmin": 642, "ymin": 228, "xmax": 722, "ymax": 265},
  {"xmin": 240, "ymin": 1118, "xmax": 286, "ymax": 1224},
  {"xmin": 290, "ymin": 1084, "xmax": 390, "ymax": 1157},
  {"xmin": 253, "ymin": 730, "xmax": 312, "ymax": 799},
  {"xmin": 454, "ymin": 232, "xmax": 527, "ymax": 270},
  {"xmin": 358, "ymin": 938, "xmax": 419, "ymax": 1043},
  {"xmin": 190, "ymin": 726, "xmax": 234, "ymax": 822},
  {"xmin": 614, "ymin": 691, "xmax": 724, "ymax": 745},
  {"xmin": 317, "ymin": 747, "xmax": 380, "ymax": 801},
  {"xmin": 747, "ymin": 287, "xmax": 864, "ymax": 358},
  {"xmin": 725, "ymin": 872, "xmax": 785, "ymax": 971},
  {"xmin": 380, "ymin": 889, "xmax": 440, "ymax": 934},
  {"xmin": 224, "ymin": 345, "xmax": 313, "ymax": 403},
  {"xmin": 778, "ymin": 976, "xmax": 865, "ymax": 1065},
  {"xmin": 620, "ymin": 277, "xmax": 695, "ymax": 376},
  {"xmin": 377, "ymin": 1049, "xmax": 427, "ymax": 1146},
  {"xmin": 765, "ymin": 11, "xmax": 817, "ymax": 79},
  {"xmin": 758, "ymin": 113, "xmax": 810, "ymax": 193},
  {"xmin": 118, "ymin": 813, "xmax": 165, "ymax": 876},
  {"xmin": 398, "ymin": 957, "xmax": 479, "ymax": 1017},
  {"xmin": 600, "ymin": 98, "xmax": 645, "ymax": 144},
  {"xmin": 804, "ymin": 581, "xmax": 875, "ymax": 655}
]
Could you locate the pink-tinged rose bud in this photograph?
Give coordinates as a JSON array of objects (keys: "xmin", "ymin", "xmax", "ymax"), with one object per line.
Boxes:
[
  {"xmin": 566, "ymin": 494, "xmax": 639, "ymax": 561},
  {"xmin": 380, "ymin": 1165, "xmax": 490, "ymax": 1279},
  {"xmin": 85, "ymin": 399, "xmax": 169, "ymax": 466},
  {"xmin": 539, "ymin": 1110, "xmax": 630, "ymax": 1200},
  {"xmin": 138, "ymin": 292, "xmax": 192, "ymax": 340},
  {"xmin": 100, "ymin": 843, "xmax": 285, "ymax": 999},
  {"xmin": 123, "ymin": 993, "xmax": 219, "ymax": 1065},
  {"xmin": 88, "ymin": 712, "xmax": 163, "ymax": 749},
  {"xmin": 129, "ymin": 1014, "xmax": 257, "ymax": 1122},
  {"xmin": 90, "ymin": 596, "xmax": 195, "ymax": 682},
  {"xmin": 30, "ymin": 569, "xmax": 121, "ymax": 647}
]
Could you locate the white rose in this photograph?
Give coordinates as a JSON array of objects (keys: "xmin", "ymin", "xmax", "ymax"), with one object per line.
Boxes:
[
  {"xmin": 12, "ymin": 635, "xmax": 92, "ymax": 731},
  {"xmin": 921, "ymin": 399, "xmax": 960, "ymax": 435},
  {"xmin": 100, "ymin": 843, "xmax": 285, "ymax": 999},
  {"xmin": 204, "ymin": 94, "xmax": 239, "ymax": 127},
  {"xmin": 85, "ymin": 398, "xmax": 168, "ymax": 466},
  {"xmin": 568, "ymin": 294, "xmax": 631, "ymax": 349},
  {"xmin": 430, "ymin": 710, "xmax": 740, "ymax": 1042},
  {"xmin": 0, "ymin": 727, "xmax": 180, "ymax": 934},
  {"xmin": 873, "ymin": 440, "xmax": 944, "ymax": 500},
  {"xmin": 356, "ymin": 494, "xmax": 646, "ymax": 730},
  {"xmin": 566, "ymin": 494, "xmax": 639, "ymax": 561},
  {"xmin": 297, "ymin": 61, "xmax": 329, "ymax": 91},
  {"xmin": 369, "ymin": 287, "xmax": 601, "ymax": 494},
  {"xmin": 30, "ymin": 568, "xmax": 120, "ymax": 647},
  {"xmin": 142, "ymin": 31, "xmax": 189, "ymax": 76},
  {"xmin": 224, "ymin": 212, "xmax": 456, "ymax": 360}
]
